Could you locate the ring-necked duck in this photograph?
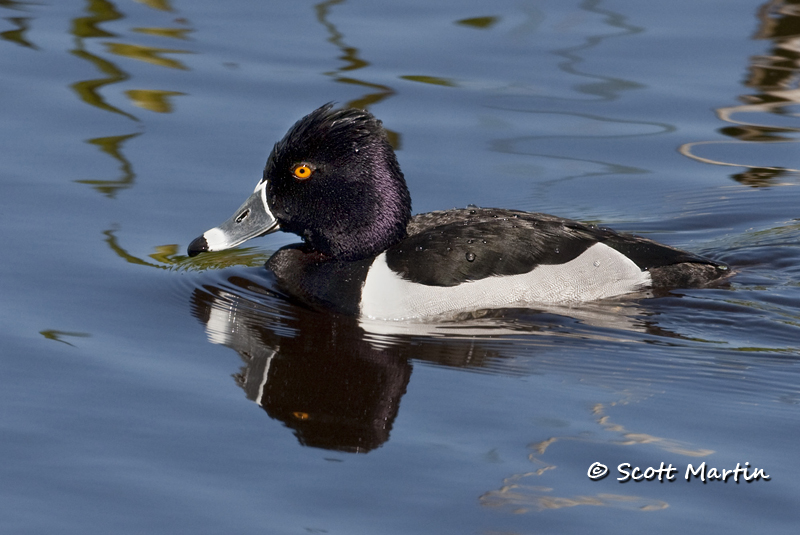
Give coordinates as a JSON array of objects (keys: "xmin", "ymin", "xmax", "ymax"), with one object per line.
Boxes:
[{"xmin": 188, "ymin": 104, "xmax": 730, "ymax": 320}]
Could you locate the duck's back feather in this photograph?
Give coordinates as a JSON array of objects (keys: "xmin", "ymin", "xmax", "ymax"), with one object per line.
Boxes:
[{"xmin": 388, "ymin": 208, "xmax": 728, "ymax": 288}]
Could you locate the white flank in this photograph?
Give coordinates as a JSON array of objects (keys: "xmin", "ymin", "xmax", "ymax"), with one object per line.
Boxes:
[{"xmin": 359, "ymin": 242, "xmax": 651, "ymax": 320}]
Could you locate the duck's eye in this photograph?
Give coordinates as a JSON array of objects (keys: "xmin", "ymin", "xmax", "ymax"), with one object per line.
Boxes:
[{"xmin": 292, "ymin": 163, "xmax": 314, "ymax": 180}]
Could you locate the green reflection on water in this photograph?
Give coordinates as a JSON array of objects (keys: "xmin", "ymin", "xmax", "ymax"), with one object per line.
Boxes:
[
  {"xmin": 72, "ymin": 0, "xmax": 121, "ymax": 39},
  {"xmin": 70, "ymin": 0, "xmax": 137, "ymax": 120},
  {"xmin": 400, "ymin": 74, "xmax": 457, "ymax": 87},
  {"xmin": 75, "ymin": 133, "xmax": 140, "ymax": 197},
  {"xmin": 132, "ymin": 26, "xmax": 192, "ymax": 40},
  {"xmin": 455, "ymin": 16, "xmax": 499, "ymax": 29},
  {"xmin": 66, "ymin": 0, "xmax": 194, "ymax": 203},
  {"xmin": 125, "ymin": 89, "xmax": 184, "ymax": 112},
  {"xmin": 102, "ymin": 42, "xmax": 192, "ymax": 70},
  {"xmin": 1, "ymin": 15, "xmax": 37, "ymax": 48},
  {"xmin": 133, "ymin": 0, "xmax": 173, "ymax": 12},
  {"xmin": 103, "ymin": 230, "xmax": 271, "ymax": 272},
  {"xmin": 70, "ymin": 46, "xmax": 138, "ymax": 121},
  {"xmin": 315, "ymin": 0, "xmax": 400, "ymax": 147},
  {"xmin": 69, "ymin": 0, "xmax": 193, "ymax": 120},
  {"xmin": 39, "ymin": 329, "xmax": 92, "ymax": 347}
]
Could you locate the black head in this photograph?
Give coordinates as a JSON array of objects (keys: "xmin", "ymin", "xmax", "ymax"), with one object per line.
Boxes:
[{"xmin": 261, "ymin": 104, "xmax": 411, "ymax": 261}]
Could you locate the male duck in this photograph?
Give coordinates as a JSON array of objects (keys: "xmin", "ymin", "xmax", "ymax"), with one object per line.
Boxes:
[{"xmin": 188, "ymin": 104, "xmax": 729, "ymax": 320}]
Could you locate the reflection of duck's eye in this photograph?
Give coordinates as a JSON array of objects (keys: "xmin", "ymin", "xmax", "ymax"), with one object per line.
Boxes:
[{"xmin": 292, "ymin": 163, "xmax": 314, "ymax": 180}]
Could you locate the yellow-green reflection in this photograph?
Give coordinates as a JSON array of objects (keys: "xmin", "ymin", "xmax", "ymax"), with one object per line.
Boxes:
[
  {"xmin": 67, "ymin": 0, "xmax": 195, "ymax": 206},
  {"xmin": 69, "ymin": 0, "xmax": 193, "ymax": 120},
  {"xmin": 455, "ymin": 16, "xmax": 499, "ymax": 29},
  {"xmin": 679, "ymin": 0, "xmax": 800, "ymax": 184},
  {"xmin": 132, "ymin": 26, "xmax": 192, "ymax": 40},
  {"xmin": 1, "ymin": 16, "xmax": 37, "ymax": 48},
  {"xmin": 103, "ymin": 230, "xmax": 271, "ymax": 271},
  {"xmin": 103, "ymin": 42, "xmax": 191, "ymax": 70},
  {"xmin": 72, "ymin": 0, "xmax": 121, "ymax": 40},
  {"xmin": 70, "ymin": 0, "xmax": 139, "ymax": 120},
  {"xmin": 125, "ymin": 89, "xmax": 184, "ymax": 112},
  {"xmin": 400, "ymin": 74, "xmax": 457, "ymax": 87},
  {"xmin": 70, "ymin": 47, "xmax": 138, "ymax": 121},
  {"xmin": 314, "ymin": 0, "xmax": 400, "ymax": 148},
  {"xmin": 75, "ymin": 133, "xmax": 140, "ymax": 197},
  {"xmin": 39, "ymin": 329, "xmax": 91, "ymax": 347},
  {"xmin": 133, "ymin": 0, "xmax": 173, "ymax": 12}
]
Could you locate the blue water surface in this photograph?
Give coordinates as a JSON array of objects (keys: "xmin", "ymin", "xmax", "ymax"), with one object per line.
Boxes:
[{"xmin": 1, "ymin": 0, "xmax": 799, "ymax": 533}]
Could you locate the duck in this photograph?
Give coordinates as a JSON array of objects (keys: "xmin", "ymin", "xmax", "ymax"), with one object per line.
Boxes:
[{"xmin": 188, "ymin": 104, "xmax": 730, "ymax": 320}]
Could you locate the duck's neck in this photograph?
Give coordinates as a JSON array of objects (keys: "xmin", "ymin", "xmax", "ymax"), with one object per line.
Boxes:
[{"xmin": 312, "ymin": 179, "xmax": 411, "ymax": 261}]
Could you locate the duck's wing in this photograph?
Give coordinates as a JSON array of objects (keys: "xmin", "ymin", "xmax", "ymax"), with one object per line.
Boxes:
[{"xmin": 389, "ymin": 209, "xmax": 728, "ymax": 287}]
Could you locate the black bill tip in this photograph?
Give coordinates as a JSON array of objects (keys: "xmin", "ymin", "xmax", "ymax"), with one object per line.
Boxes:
[{"xmin": 187, "ymin": 235, "xmax": 209, "ymax": 257}]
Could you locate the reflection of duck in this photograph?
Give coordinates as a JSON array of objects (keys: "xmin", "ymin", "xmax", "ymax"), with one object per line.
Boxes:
[
  {"xmin": 190, "ymin": 273, "xmax": 537, "ymax": 452},
  {"xmin": 191, "ymin": 275, "xmax": 412, "ymax": 453},
  {"xmin": 190, "ymin": 271, "xmax": 726, "ymax": 453},
  {"xmin": 188, "ymin": 105, "xmax": 729, "ymax": 320}
]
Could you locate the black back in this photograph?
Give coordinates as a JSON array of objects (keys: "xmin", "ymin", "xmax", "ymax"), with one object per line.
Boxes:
[{"xmin": 386, "ymin": 208, "xmax": 725, "ymax": 287}]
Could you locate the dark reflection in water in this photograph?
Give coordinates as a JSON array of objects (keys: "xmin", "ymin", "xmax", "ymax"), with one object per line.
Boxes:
[
  {"xmin": 193, "ymin": 284, "xmax": 411, "ymax": 453},
  {"xmin": 188, "ymin": 273, "xmax": 530, "ymax": 452},
  {"xmin": 730, "ymin": 165, "xmax": 792, "ymax": 185},
  {"xmin": 680, "ymin": 0, "xmax": 800, "ymax": 183},
  {"xmin": 747, "ymin": 0, "xmax": 800, "ymax": 112},
  {"xmin": 182, "ymin": 268, "xmax": 753, "ymax": 453}
]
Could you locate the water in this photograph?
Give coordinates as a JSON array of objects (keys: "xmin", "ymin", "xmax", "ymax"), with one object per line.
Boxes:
[{"xmin": 2, "ymin": 0, "xmax": 799, "ymax": 533}]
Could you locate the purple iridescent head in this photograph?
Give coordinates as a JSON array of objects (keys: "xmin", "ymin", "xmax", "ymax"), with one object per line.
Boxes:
[{"xmin": 188, "ymin": 104, "xmax": 411, "ymax": 260}]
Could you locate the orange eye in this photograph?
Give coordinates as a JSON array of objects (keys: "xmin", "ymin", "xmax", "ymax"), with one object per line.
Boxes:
[{"xmin": 292, "ymin": 163, "xmax": 314, "ymax": 180}]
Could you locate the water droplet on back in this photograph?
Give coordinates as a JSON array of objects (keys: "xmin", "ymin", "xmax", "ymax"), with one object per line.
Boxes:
[{"xmin": 465, "ymin": 252, "xmax": 476, "ymax": 262}]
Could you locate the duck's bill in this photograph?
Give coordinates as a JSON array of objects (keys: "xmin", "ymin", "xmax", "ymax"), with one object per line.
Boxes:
[{"xmin": 187, "ymin": 183, "xmax": 279, "ymax": 257}]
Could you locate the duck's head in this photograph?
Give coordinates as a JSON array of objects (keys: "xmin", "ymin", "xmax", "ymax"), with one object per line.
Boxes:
[{"xmin": 188, "ymin": 104, "xmax": 411, "ymax": 260}]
